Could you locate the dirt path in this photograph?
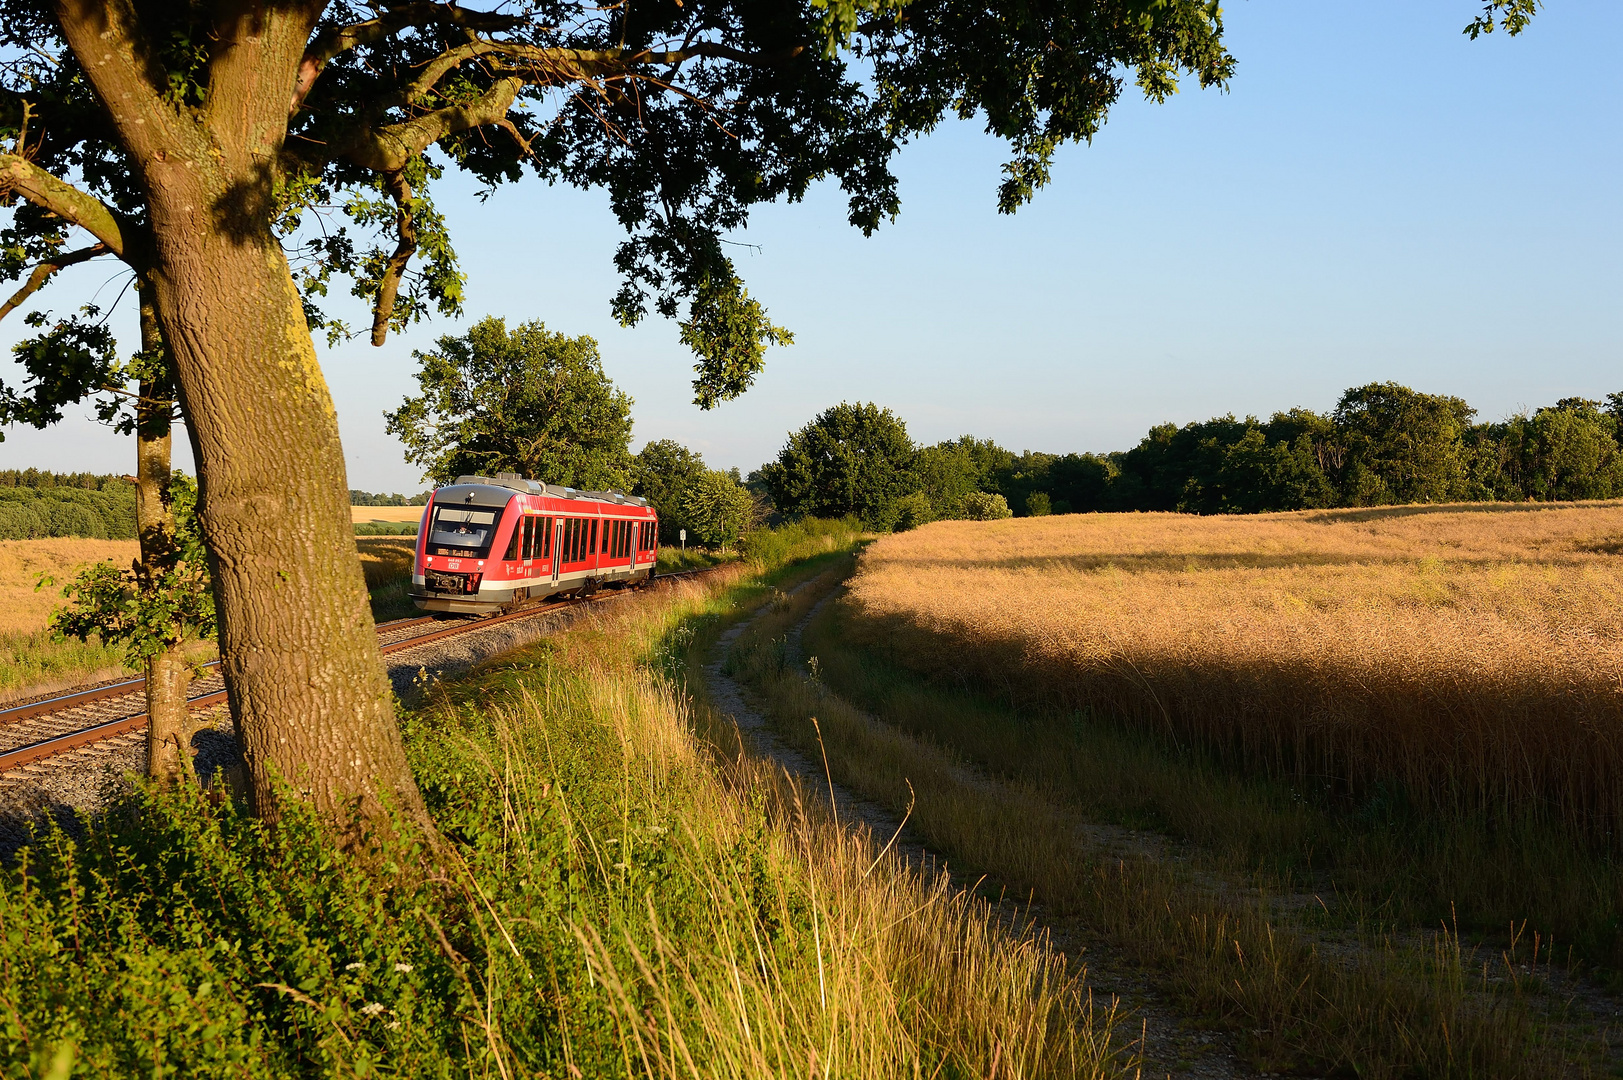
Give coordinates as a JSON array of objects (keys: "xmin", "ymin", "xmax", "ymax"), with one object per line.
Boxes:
[{"xmin": 705, "ymin": 581, "xmax": 1272, "ymax": 1079}]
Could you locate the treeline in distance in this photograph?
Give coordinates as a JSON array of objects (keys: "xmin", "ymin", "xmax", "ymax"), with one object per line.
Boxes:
[
  {"xmin": 756, "ymin": 383, "xmax": 1623, "ymax": 529},
  {"xmin": 0, "ymin": 471, "xmax": 136, "ymax": 539}
]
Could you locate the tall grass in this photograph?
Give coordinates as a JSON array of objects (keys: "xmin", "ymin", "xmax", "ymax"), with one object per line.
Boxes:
[
  {"xmin": 0, "ymin": 525, "xmax": 1123, "ymax": 1077},
  {"xmin": 725, "ymin": 567, "xmax": 1587, "ymax": 1077}
]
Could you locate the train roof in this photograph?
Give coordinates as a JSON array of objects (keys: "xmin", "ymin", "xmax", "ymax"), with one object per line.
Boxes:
[{"xmin": 436, "ymin": 473, "xmax": 652, "ymax": 511}]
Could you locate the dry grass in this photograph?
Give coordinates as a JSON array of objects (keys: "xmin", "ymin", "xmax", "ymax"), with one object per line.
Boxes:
[
  {"xmin": 414, "ymin": 554, "xmax": 1125, "ymax": 1077},
  {"xmin": 355, "ymin": 535, "xmax": 416, "ymax": 589},
  {"xmin": 351, "ymin": 505, "xmax": 424, "ymax": 524},
  {"xmin": 726, "ymin": 568, "xmax": 1581, "ymax": 1077},
  {"xmin": 0, "ymin": 538, "xmax": 138, "ymax": 638},
  {"xmin": 0, "ymin": 537, "xmax": 422, "ymax": 698},
  {"xmin": 848, "ymin": 503, "xmax": 1623, "ymax": 846}
]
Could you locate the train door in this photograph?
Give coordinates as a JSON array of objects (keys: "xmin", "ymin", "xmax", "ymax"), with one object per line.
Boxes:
[
  {"xmin": 551, "ymin": 518, "xmax": 563, "ymax": 585},
  {"xmin": 629, "ymin": 520, "xmax": 638, "ymax": 572}
]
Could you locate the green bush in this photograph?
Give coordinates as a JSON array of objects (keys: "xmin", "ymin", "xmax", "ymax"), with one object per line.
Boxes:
[
  {"xmin": 354, "ymin": 521, "xmax": 420, "ymax": 536},
  {"xmin": 960, "ymin": 491, "xmax": 1012, "ymax": 521},
  {"xmin": 0, "ymin": 502, "xmax": 45, "ymax": 539},
  {"xmin": 738, "ymin": 516, "xmax": 863, "ymax": 565},
  {"xmin": 893, "ymin": 492, "xmax": 934, "ymax": 531}
]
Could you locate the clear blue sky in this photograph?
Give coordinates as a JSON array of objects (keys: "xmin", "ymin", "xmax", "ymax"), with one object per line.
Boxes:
[{"xmin": 1, "ymin": 1, "xmax": 1618, "ymax": 492}]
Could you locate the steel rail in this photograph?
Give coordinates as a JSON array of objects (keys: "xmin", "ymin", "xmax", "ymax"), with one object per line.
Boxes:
[{"xmin": 0, "ymin": 567, "xmax": 718, "ymax": 774}]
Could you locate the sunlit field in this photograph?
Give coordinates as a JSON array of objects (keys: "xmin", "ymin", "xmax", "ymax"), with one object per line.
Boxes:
[
  {"xmin": 847, "ymin": 502, "xmax": 1623, "ymax": 847},
  {"xmin": 0, "ymin": 538, "xmax": 141, "ymax": 698},
  {"xmin": 0, "ymin": 537, "xmax": 422, "ymax": 699},
  {"xmin": 351, "ymin": 505, "xmax": 424, "ymax": 524}
]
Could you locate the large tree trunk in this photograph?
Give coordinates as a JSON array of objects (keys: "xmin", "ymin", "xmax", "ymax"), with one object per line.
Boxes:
[
  {"xmin": 148, "ymin": 225, "xmax": 425, "ymax": 839},
  {"xmin": 134, "ymin": 281, "xmax": 193, "ymax": 786},
  {"xmin": 50, "ymin": 5, "xmax": 427, "ymax": 841}
]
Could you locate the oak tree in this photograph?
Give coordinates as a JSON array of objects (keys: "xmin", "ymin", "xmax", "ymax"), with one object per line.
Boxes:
[
  {"xmin": 0, "ymin": 0, "xmax": 1527, "ymax": 834},
  {"xmin": 387, "ymin": 316, "xmax": 633, "ymax": 488}
]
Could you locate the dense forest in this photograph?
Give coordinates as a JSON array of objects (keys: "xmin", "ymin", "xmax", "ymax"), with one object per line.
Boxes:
[
  {"xmin": 760, "ymin": 384, "xmax": 1623, "ymax": 529},
  {"xmin": 0, "ymin": 471, "xmax": 136, "ymax": 539}
]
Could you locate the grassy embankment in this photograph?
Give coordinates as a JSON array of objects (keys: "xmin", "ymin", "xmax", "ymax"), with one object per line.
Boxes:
[
  {"xmin": 723, "ymin": 504, "xmax": 1623, "ymax": 1076},
  {"xmin": 1, "ymin": 519, "xmax": 1127, "ymax": 1078}
]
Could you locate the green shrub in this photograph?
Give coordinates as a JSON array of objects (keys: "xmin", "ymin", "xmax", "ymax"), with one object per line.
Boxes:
[
  {"xmin": 894, "ymin": 492, "xmax": 935, "ymax": 531},
  {"xmin": 960, "ymin": 491, "xmax": 1012, "ymax": 521},
  {"xmin": 738, "ymin": 516, "xmax": 863, "ymax": 566}
]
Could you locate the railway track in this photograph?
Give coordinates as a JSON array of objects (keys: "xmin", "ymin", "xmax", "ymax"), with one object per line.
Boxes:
[{"xmin": 0, "ymin": 568, "xmax": 720, "ymax": 777}]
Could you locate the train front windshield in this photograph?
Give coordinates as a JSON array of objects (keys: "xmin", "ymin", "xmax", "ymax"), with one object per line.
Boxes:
[{"xmin": 429, "ymin": 507, "xmax": 498, "ymax": 555}]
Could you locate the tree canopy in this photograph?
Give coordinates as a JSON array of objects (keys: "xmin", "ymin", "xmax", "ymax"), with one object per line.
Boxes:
[
  {"xmin": 760, "ymin": 402, "xmax": 917, "ymax": 529},
  {"xmin": 0, "ymin": 0, "xmax": 1245, "ymax": 405},
  {"xmin": 631, "ymin": 438, "xmax": 709, "ymax": 544},
  {"xmin": 682, "ymin": 468, "xmax": 757, "ymax": 551},
  {"xmin": 386, "ymin": 316, "xmax": 634, "ymax": 488}
]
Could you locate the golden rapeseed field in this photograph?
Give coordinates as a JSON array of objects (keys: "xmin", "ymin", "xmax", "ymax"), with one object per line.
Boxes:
[{"xmin": 847, "ymin": 502, "xmax": 1623, "ymax": 844}]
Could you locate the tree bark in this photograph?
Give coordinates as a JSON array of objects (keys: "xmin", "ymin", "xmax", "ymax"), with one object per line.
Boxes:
[
  {"xmin": 152, "ymin": 231, "xmax": 425, "ymax": 837},
  {"xmin": 53, "ymin": 3, "xmax": 428, "ymax": 841},
  {"xmin": 134, "ymin": 281, "xmax": 193, "ymax": 786}
]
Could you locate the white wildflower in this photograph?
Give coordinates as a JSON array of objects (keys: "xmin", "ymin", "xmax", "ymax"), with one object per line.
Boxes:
[
  {"xmin": 345, "ymin": 962, "xmax": 365, "ymax": 972},
  {"xmin": 393, "ymin": 963, "xmax": 414, "ymax": 973},
  {"xmin": 360, "ymin": 1002, "xmax": 387, "ymax": 1017}
]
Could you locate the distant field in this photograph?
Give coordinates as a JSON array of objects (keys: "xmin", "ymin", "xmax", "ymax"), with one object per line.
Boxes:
[
  {"xmin": 352, "ymin": 505, "xmax": 424, "ymax": 524},
  {"xmin": 0, "ymin": 538, "xmax": 137, "ymax": 638},
  {"xmin": 847, "ymin": 501, "xmax": 1623, "ymax": 845},
  {"xmin": 0, "ymin": 536, "xmax": 421, "ymax": 699}
]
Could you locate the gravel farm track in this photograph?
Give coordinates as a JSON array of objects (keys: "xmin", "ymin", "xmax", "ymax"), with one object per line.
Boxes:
[{"xmin": 0, "ymin": 568, "xmax": 720, "ymax": 857}]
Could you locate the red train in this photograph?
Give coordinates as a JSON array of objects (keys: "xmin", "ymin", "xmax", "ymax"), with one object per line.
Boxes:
[{"xmin": 410, "ymin": 473, "xmax": 658, "ymax": 614}]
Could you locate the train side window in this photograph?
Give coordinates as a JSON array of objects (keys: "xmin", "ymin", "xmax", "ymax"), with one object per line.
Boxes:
[
  {"xmin": 542, "ymin": 517, "xmax": 553, "ymax": 560},
  {"xmin": 522, "ymin": 517, "xmax": 533, "ymax": 560},
  {"xmin": 589, "ymin": 519, "xmax": 597, "ymax": 555},
  {"xmin": 571, "ymin": 518, "xmax": 582, "ymax": 562},
  {"xmin": 505, "ymin": 515, "xmax": 521, "ymax": 561},
  {"xmin": 564, "ymin": 518, "xmax": 575, "ymax": 562}
]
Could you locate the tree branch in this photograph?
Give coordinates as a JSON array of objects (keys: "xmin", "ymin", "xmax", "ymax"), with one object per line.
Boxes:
[
  {"xmin": 293, "ymin": 3, "xmax": 526, "ymax": 114},
  {"xmin": 370, "ymin": 171, "xmax": 417, "ymax": 346},
  {"xmin": 336, "ymin": 77, "xmax": 526, "ymax": 172},
  {"xmin": 0, "ymin": 243, "xmax": 108, "ymax": 322},
  {"xmin": 0, "ymin": 156, "xmax": 132, "ymax": 260},
  {"xmin": 52, "ymin": 0, "xmax": 185, "ymax": 159},
  {"xmin": 327, "ymin": 39, "xmax": 805, "ymax": 172}
]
